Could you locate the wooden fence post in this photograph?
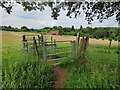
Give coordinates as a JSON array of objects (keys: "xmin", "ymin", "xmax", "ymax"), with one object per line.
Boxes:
[
  {"xmin": 33, "ymin": 36, "xmax": 39, "ymax": 60},
  {"xmin": 54, "ymin": 39, "xmax": 56, "ymax": 46},
  {"xmin": 22, "ymin": 35, "xmax": 28, "ymax": 52},
  {"xmin": 33, "ymin": 36, "xmax": 35, "ymax": 49},
  {"xmin": 77, "ymin": 32, "xmax": 80, "ymax": 45},
  {"xmin": 80, "ymin": 37, "xmax": 85, "ymax": 54},
  {"xmin": 71, "ymin": 40, "xmax": 77, "ymax": 59},
  {"xmin": 41, "ymin": 34, "xmax": 43, "ymax": 45},
  {"xmin": 51, "ymin": 36, "xmax": 53, "ymax": 44},
  {"xmin": 42, "ymin": 41, "xmax": 47, "ymax": 62},
  {"xmin": 22, "ymin": 35, "xmax": 26, "ymax": 48},
  {"xmin": 23, "ymin": 35, "xmax": 26, "ymax": 41}
]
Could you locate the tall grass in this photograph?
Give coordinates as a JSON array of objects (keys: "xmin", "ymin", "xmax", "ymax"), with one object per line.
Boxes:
[
  {"xmin": 59, "ymin": 44, "xmax": 119, "ymax": 88},
  {"xmin": 2, "ymin": 31, "xmax": 119, "ymax": 88},
  {"xmin": 2, "ymin": 46, "xmax": 54, "ymax": 88}
]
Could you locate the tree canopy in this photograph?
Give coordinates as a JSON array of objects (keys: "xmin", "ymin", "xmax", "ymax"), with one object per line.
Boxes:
[{"xmin": 0, "ymin": 1, "xmax": 120, "ymax": 24}]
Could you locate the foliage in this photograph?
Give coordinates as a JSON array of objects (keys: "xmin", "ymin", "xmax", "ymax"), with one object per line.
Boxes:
[
  {"xmin": 1, "ymin": 25, "xmax": 119, "ymax": 41},
  {"xmin": 1, "ymin": 1, "xmax": 120, "ymax": 23},
  {"xmin": 21, "ymin": 26, "xmax": 30, "ymax": 32},
  {"xmin": 1, "ymin": 26, "xmax": 53, "ymax": 33},
  {"xmin": 81, "ymin": 27, "xmax": 119, "ymax": 41},
  {"xmin": 1, "ymin": 26, "xmax": 19, "ymax": 32}
]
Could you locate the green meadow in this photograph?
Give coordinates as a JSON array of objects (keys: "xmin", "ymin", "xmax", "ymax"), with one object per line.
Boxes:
[{"xmin": 2, "ymin": 31, "xmax": 119, "ymax": 88}]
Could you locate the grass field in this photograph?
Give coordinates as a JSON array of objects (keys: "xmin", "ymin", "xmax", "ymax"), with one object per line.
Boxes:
[
  {"xmin": 2, "ymin": 31, "xmax": 54, "ymax": 88},
  {"xmin": 59, "ymin": 44, "xmax": 119, "ymax": 88},
  {"xmin": 2, "ymin": 31, "xmax": 119, "ymax": 88}
]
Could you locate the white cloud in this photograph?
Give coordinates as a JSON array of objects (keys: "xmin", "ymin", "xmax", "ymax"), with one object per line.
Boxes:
[{"xmin": 1, "ymin": 3, "xmax": 118, "ymax": 29}]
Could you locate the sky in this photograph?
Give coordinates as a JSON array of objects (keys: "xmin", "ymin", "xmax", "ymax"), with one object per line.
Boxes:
[{"xmin": 0, "ymin": 3, "xmax": 118, "ymax": 29}]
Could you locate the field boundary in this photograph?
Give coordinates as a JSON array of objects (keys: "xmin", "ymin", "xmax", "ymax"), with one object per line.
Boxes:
[{"xmin": 22, "ymin": 35, "xmax": 77, "ymax": 62}]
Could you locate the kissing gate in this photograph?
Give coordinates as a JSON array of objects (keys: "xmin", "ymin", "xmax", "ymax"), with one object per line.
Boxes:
[{"xmin": 22, "ymin": 34, "xmax": 77, "ymax": 62}]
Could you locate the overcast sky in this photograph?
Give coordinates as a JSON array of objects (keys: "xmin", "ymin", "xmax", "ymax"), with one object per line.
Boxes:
[{"xmin": 0, "ymin": 3, "xmax": 118, "ymax": 29}]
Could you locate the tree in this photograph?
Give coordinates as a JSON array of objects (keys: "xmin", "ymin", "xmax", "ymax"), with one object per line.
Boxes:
[
  {"xmin": 53, "ymin": 26, "xmax": 58, "ymax": 30},
  {"xmin": 80, "ymin": 25, "xmax": 82, "ymax": 28},
  {"xmin": 71, "ymin": 25, "xmax": 74, "ymax": 30},
  {"xmin": 57, "ymin": 26, "xmax": 62, "ymax": 30},
  {"xmin": 21, "ymin": 26, "xmax": 30, "ymax": 32},
  {"xmin": 1, "ymin": 1, "xmax": 120, "ymax": 22}
]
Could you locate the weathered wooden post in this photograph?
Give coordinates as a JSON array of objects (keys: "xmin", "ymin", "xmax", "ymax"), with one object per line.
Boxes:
[
  {"xmin": 33, "ymin": 36, "xmax": 35, "ymax": 49},
  {"xmin": 41, "ymin": 34, "xmax": 43, "ymax": 45},
  {"xmin": 79, "ymin": 36, "xmax": 89, "ymax": 57},
  {"xmin": 23, "ymin": 35, "xmax": 26, "ymax": 41},
  {"xmin": 22, "ymin": 35, "xmax": 28, "ymax": 52},
  {"xmin": 80, "ymin": 37, "xmax": 85, "ymax": 53},
  {"xmin": 74, "ymin": 41, "xmax": 77, "ymax": 58},
  {"xmin": 51, "ymin": 36, "xmax": 53, "ymax": 44},
  {"xmin": 22, "ymin": 35, "xmax": 26, "ymax": 48},
  {"xmin": 76, "ymin": 32, "xmax": 80, "ymax": 56},
  {"xmin": 33, "ymin": 36, "xmax": 39, "ymax": 60},
  {"xmin": 77, "ymin": 32, "xmax": 80, "ymax": 45},
  {"xmin": 71, "ymin": 40, "xmax": 77, "ymax": 59},
  {"xmin": 42, "ymin": 41, "xmax": 47, "ymax": 62},
  {"xmin": 84, "ymin": 37, "xmax": 89, "ymax": 53},
  {"xmin": 23, "ymin": 40, "xmax": 28, "ymax": 52},
  {"xmin": 54, "ymin": 39, "xmax": 56, "ymax": 46}
]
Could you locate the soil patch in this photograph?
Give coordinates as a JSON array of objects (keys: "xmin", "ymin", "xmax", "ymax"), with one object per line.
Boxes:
[{"xmin": 51, "ymin": 64, "xmax": 66, "ymax": 88}]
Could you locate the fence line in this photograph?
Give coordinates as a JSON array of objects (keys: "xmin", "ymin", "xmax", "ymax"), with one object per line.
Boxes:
[
  {"xmin": 42, "ymin": 40, "xmax": 77, "ymax": 62},
  {"xmin": 22, "ymin": 35, "xmax": 77, "ymax": 62}
]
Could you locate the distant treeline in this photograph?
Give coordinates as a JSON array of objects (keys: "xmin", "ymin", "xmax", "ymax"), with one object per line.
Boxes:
[
  {"xmin": 1, "ymin": 26, "xmax": 54, "ymax": 33},
  {"xmin": 1, "ymin": 26, "xmax": 40, "ymax": 32},
  {"xmin": 1, "ymin": 25, "xmax": 120, "ymax": 40},
  {"xmin": 80, "ymin": 27, "xmax": 120, "ymax": 41},
  {"xmin": 1, "ymin": 25, "xmax": 77, "ymax": 34}
]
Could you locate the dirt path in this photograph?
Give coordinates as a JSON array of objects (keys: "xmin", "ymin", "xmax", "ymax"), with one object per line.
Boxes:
[{"xmin": 51, "ymin": 64, "xmax": 66, "ymax": 88}]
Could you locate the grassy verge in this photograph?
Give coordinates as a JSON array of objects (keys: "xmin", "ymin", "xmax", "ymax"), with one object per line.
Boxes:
[
  {"xmin": 59, "ymin": 44, "xmax": 119, "ymax": 88},
  {"xmin": 2, "ymin": 31, "xmax": 119, "ymax": 88},
  {"xmin": 2, "ymin": 46, "xmax": 54, "ymax": 88},
  {"xmin": 2, "ymin": 31, "xmax": 54, "ymax": 88}
]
